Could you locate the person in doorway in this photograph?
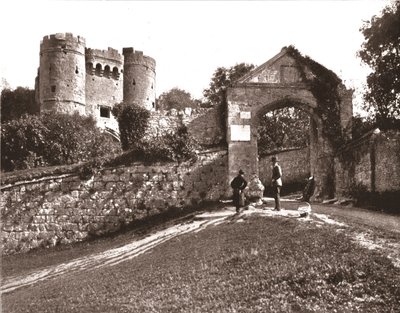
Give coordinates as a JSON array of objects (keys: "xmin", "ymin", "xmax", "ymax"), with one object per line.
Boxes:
[
  {"xmin": 271, "ymin": 156, "xmax": 282, "ymax": 211},
  {"xmin": 300, "ymin": 174, "xmax": 316, "ymax": 202},
  {"xmin": 230, "ymin": 169, "xmax": 248, "ymax": 213}
]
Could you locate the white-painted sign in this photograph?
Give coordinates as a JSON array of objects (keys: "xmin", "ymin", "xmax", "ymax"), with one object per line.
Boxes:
[
  {"xmin": 240, "ymin": 111, "xmax": 251, "ymax": 119},
  {"xmin": 231, "ymin": 125, "xmax": 251, "ymax": 141}
]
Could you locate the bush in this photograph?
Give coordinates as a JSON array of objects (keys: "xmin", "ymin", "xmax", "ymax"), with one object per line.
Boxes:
[
  {"xmin": 162, "ymin": 126, "xmax": 198, "ymax": 162},
  {"xmin": 1, "ymin": 114, "xmax": 47, "ymax": 171},
  {"xmin": 1, "ymin": 112, "xmax": 121, "ymax": 172},
  {"xmin": 106, "ymin": 125, "xmax": 198, "ymax": 166},
  {"xmin": 111, "ymin": 103, "xmax": 150, "ymax": 151}
]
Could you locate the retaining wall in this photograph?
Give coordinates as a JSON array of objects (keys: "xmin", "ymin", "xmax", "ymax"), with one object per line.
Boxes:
[{"xmin": 1, "ymin": 149, "xmax": 228, "ymax": 255}]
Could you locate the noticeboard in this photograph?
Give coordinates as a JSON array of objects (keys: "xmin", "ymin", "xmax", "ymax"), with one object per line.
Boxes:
[{"xmin": 231, "ymin": 125, "xmax": 251, "ymax": 141}]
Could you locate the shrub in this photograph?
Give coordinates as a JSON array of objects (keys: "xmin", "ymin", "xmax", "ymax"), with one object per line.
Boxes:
[
  {"xmin": 111, "ymin": 102, "xmax": 150, "ymax": 151},
  {"xmin": 1, "ymin": 114, "xmax": 47, "ymax": 171},
  {"xmin": 1, "ymin": 112, "xmax": 121, "ymax": 172},
  {"xmin": 40, "ymin": 112, "xmax": 120, "ymax": 165},
  {"xmin": 162, "ymin": 125, "xmax": 198, "ymax": 162},
  {"xmin": 106, "ymin": 125, "xmax": 198, "ymax": 166}
]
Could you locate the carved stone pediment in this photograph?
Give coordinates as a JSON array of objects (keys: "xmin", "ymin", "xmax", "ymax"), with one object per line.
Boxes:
[{"xmin": 238, "ymin": 47, "xmax": 306, "ymax": 85}]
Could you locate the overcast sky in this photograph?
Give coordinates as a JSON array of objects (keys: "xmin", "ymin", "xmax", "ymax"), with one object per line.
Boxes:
[{"xmin": 0, "ymin": 0, "xmax": 390, "ymax": 111}]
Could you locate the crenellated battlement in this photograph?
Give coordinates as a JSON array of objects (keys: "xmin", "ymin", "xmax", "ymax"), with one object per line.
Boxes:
[
  {"xmin": 85, "ymin": 47, "xmax": 123, "ymax": 64},
  {"xmin": 40, "ymin": 33, "xmax": 86, "ymax": 53},
  {"xmin": 123, "ymin": 48, "xmax": 156, "ymax": 71},
  {"xmin": 37, "ymin": 32, "xmax": 156, "ymax": 121}
]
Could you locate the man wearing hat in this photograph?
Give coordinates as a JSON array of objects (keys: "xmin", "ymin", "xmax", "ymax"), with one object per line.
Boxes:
[
  {"xmin": 271, "ymin": 156, "xmax": 282, "ymax": 211},
  {"xmin": 230, "ymin": 169, "xmax": 248, "ymax": 213}
]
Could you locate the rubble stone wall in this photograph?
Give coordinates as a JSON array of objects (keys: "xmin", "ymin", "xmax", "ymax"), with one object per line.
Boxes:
[
  {"xmin": 1, "ymin": 149, "xmax": 228, "ymax": 255},
  {"xmin": 334, "ymin": 130, "xmax": 400, "ymax": 197},
  {"xmin": 147, "ymin": 107, "xmax": 224, "ymax": 146},
  {"xmin": 258, "ymin": 147, "xmax": 310, "ymax": 189}
]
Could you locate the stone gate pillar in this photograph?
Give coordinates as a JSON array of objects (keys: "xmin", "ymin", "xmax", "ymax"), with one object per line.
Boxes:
[
  {"xmin": 309, "ymin": 117, "xmax": 336, "ymax": 199},
  {"xmin": 226, "ymin": 93, "xmax": 264, "ymax": 199}
]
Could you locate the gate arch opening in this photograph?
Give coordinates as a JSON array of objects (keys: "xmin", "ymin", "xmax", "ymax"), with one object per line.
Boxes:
[{"xmin": 255, "ymin": 99, "xmax": 320, "ymax": 198}]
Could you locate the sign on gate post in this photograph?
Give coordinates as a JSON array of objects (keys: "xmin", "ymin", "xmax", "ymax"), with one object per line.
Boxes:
[{"xmin": 230, "ymin": 125, "xmax": 251, "ymax": 141}]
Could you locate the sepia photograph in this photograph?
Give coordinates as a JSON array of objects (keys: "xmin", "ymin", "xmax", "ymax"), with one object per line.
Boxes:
[{"xmin": 1, "ymin": 0, "xmax": 399, "ymax": 312}]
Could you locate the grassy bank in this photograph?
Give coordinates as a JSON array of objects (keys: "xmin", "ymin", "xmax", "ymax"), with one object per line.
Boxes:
[{"xmin": 3, "ymin": 215, "xmax": 400, "ymax": 312}]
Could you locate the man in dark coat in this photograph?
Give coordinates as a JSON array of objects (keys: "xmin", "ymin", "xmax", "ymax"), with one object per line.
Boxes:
[
  {"xmin": 230, "ymin": 169, "xmax": 247, "ymax": 213},
  {"xmin": 301, "ymin": 174, "xmax": 316, "ymax": 202},
  {"xmin": 271, "ymin": 156, "xmax": 282, "ymax": 211}
]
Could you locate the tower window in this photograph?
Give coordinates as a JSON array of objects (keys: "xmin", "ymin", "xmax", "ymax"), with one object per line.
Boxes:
[
  {"xmin": 86, "ymin": 62, "xmax": 94, "ymax": 74},
  {"xmin": 104, "ymin": 65, "xmax": 111, "ymax": 78},
  {"xmin": 75, "ymin": 66, "xmax": 79, "ymax": 74},
  {"xmin": 112, "ymin": 67, "xmax": 119, "ymax": 79},
  {"xmin": 132, "ymin": 79, "xmax": 136, "ymax": 85},
  {"xmin": 51, "ymin": 85, "xmax": 56, "ymax": 92},
  {"xmin": 100, "ymin": 106, "xmax": 111, "ymax": 118},
  {"xmin": 95, "ymin": 63, "xmax": 102, "ymax": 76}
]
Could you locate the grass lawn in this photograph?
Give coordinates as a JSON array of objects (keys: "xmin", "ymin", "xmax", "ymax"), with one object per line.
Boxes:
[{"xmin": 2, "ymin": 215, "xmax": 400, "ymax": 312}]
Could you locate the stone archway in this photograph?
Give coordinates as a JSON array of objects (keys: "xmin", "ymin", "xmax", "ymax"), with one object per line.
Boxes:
[{"xmin": 226, "ymin": 47, "xmax": 353, "ymax": 199}]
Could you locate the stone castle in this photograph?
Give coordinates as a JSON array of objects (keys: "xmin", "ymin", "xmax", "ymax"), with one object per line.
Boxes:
[{"xmin": 35, "ymin": 33, "xmax": 156, "ymax": 133}]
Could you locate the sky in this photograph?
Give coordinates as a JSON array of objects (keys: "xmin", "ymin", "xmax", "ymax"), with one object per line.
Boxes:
[{"xmin": 0, "ymin": 0, "xmax": 390, "ymax": 112}]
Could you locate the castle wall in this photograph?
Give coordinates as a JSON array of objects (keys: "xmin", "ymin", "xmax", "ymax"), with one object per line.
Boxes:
[
  {"xmin": 1, "ymin": 150, "xmax": 228, "ymax": 255},
  {"xmin": 39, "ymin": 33, "xmax": 86, "ymax": 114},
  {"xmin": 123, "ymin": 48, "xmax": 156, "ymax": 110},
  {"xmin": 85, "ymin": 48, "xmax": 123, "ymax": 132}
]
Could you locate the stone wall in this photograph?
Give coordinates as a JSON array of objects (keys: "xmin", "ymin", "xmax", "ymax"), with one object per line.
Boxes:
[
  {"xmin": 258, "ymin": 147, "xmax": 310, "ymax": 190},
  {"xmin": 147, "ymin": 107, "xmax": 224, "ymax": 147},
  {"xmin": 335, "ymin": 129, "xmax": 400, "ymax": 197},
  {"xmin": 1, "ymin": 149, "xmax": 228, "ymax": 255}
]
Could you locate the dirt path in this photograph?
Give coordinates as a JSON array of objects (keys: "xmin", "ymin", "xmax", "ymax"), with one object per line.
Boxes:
[
  {"xmin": 2, "ymin": 201, "xmax": 399, "ymax": 295},
  {"xmin": 311, "ymin": 203, "xmax": 400, "ymax": 233}
]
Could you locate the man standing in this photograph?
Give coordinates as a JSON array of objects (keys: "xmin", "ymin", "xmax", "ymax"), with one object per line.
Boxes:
[
  {"xmin": 271, "ymin": 157, "xmax": 282, "ymax": 211},
  {"xmin": 230, "ymin": 169, "xmax": 247, "ymax": 213}
]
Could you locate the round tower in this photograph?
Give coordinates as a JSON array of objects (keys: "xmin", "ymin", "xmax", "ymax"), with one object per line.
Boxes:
[
  {"xmin": 38, "ymin": 33, "xmax": 86, "ymax": 114},
  {"xmin": 122, "ymin": 48, "xmax": 156, "ymax": 110}
]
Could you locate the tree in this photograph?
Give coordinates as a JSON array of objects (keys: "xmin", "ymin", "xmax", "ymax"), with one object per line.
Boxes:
[
  {"xmin": 203, "ymin": 63, "xmax": 255, "ymax": 142},
  {"xmin": 1, "ymin": 87, "xmax": 38, "ymax": 122},
  {"xmin": 203, "ymin": 63, "xmax": 255, "ymax": 107},
  {"xmin": 351, "ymin": 114, "xmax": 375, "ymax": 140},
  {"xmin": 257, "ymin": 107, "xmax": 310, "ymax": 157},
  {"xmin": 112, "ymin": 102, "xmax": 150, "ymax": 151},
  {"xmin": 358, "ymin": 0, "xmax": 400, "ymax": 126},
  {"xmin": 0, "ymin": 77, "xmax": 10, "ymax": 90},
  {"xmin": 156, "ymin": 88, "xmax": 200, "ymax": 111}
]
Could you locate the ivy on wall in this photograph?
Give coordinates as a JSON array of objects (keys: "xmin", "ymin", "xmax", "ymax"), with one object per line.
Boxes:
[{"xmin": 286, "ymin": 46, "xmax": 345, "ymax": 149}]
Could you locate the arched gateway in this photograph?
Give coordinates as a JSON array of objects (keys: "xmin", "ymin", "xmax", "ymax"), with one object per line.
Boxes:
[{"xmin": 226, "ymin": 47, "xmax": 353, "ymax": 199}]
